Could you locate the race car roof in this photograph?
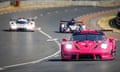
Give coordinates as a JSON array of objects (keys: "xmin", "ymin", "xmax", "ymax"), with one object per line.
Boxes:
[{"xmin": 73, "ymin": 30, "xmax": 104, "ymax": 35}]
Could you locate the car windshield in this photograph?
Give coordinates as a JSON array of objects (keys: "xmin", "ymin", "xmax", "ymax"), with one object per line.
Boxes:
[
  {"xmin": 72, "ymin": 34, "xmax": 105, "ymax": 41},
  {"xmin": 16, "ymin": 20, "xmax": 28, "ymax": 24}
]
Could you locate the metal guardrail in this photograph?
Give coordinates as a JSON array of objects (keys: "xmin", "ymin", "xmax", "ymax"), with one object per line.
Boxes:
[
  {"xmin": 19, "ymin": 0, "xmax": 120, "ymax": 7},
  {"xmin": 0, "ymin": 0, "xmax": 119, "ymax": 8},
  {"xmin": 0, "ymin": 1, "xmax": 9, "ymax": 8}
]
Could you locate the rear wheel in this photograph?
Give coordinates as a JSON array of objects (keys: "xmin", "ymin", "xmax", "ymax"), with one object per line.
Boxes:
[
  {"xmin": 30, "ymin": 30, "xmax": 35, "ymax": 32},
  {"xmin": 9, "ymin": 28, "xmax": 17, "ymax": 31}
]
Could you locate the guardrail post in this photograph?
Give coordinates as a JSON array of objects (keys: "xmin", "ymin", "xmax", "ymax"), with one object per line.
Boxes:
[
  {"xmin": 10, "ymin": 0, "xmax": 20, "ymax": 7},
  {"xmin": 15, "ymin": 0, "xmax": 20, "ymax": 7}
]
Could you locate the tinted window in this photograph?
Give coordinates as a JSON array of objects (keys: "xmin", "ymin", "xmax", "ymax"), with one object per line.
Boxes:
[
  {"xmin": 87, "ymin": 35, "xmax": 105, "ymax": 41},
  {"xmin": 73, "ymin": 35, "xmax": 86, "ymax": 41},
  {"xmin": 16, "ymin": 21, "xmax": 28, "ymax": 24},
  {"xmin": 72, "ymin": 34, "xmax": 105, "ymax": 41}
]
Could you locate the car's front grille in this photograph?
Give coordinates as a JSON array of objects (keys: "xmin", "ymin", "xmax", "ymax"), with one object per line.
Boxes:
[
  {"xmin": 79, "ymin": 54, "xmax": 94, "ymax": 60},
  {"xmin": 71, "ymin": 54, "xmax": 76, "ymax": 60},
  {"xmin": 71, "ymin": 54, "xmax": 94, "ymax": 60}
]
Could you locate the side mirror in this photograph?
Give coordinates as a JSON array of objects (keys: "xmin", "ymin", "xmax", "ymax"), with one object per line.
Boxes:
[{"xmin": 62, "ymin": 38, "xmax": 68, "ymax": 41}]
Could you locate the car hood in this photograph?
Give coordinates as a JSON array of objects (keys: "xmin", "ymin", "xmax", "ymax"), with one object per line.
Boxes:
[{"xmin": 74, "ymin": 40, "xmax": 103, "ymax": 50}]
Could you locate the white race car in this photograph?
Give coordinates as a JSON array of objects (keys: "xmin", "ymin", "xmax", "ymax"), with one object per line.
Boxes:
[{"xmin": 9, "ymin": 17, "xmax": 35, "ymax": 32}]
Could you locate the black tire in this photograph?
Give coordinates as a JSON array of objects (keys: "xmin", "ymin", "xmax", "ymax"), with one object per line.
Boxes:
[
  {"xmin": 96, "ymin": 55, "xmax": 101, "ymax": 61},
  {"xmin": 9, "ymin": 28, "xmax": 16, "ymax": 32},
  {"xmin": 111, "ymin": 49, "xmax": 116, "ymax": 56},
  {"xmin": 31, "ymin": 30, "xmax": 35, "ymax": 32}
]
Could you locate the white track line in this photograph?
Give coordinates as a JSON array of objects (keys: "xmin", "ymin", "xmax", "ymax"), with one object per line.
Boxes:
[
  {"xmin": 37, "ymin": 27, "xmax": 52, "ymax": 39},
  {"xmin": 0, "ymin": 27, "xmax": 60, "ymax": 71},
  {"xmin": 47, "ymin": 38, "xmax": 58, "ymax": 42},
  {"xmin": 0, "ymin": 68, "xmax": 3, "ymax": 70}
]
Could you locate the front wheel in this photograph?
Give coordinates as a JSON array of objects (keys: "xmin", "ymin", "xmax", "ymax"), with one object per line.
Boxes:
[
  {"xmin": 96, "ymin": 55, "xmax": 101, "ymax": 61},
  {"xmin": 111, "ymin": 49, "xmax": 116, "ymax": 57},
  {"xmin": 9, "ymin": 28, "xmax": 17, "ymax": 31}
]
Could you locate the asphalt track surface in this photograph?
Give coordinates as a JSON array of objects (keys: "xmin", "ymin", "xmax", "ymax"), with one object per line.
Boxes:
[{"xmin": 0, "ymin": 6, "xmax": 120, "ymax": 72}]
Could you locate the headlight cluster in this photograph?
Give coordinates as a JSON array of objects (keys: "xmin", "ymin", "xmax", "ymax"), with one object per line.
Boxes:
[
  {"xmin": 65, "ymin": 44, "xmax": 72, "ymax": 50},
  {"xmin": 61, "ymin": 24, "xmax": 65, "ymax": 27},
  {"xmin": 101, "ymin": 43, "xmax": 108, "ymax": 49}
]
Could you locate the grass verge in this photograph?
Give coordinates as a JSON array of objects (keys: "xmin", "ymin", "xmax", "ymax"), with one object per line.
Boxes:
[{"xmin": 97, "ymin": 15, "xmax": 120, "ymax": 33}]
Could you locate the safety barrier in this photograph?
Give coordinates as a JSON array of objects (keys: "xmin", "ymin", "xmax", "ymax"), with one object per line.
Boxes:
[
  {"xmin": 20, "ymin": 0, "xmax": 120, "ymax": 7},
  {"xmin": 0, "ymin": 1, "xmax": 9, "ymax": 8},
  {"xmin": 0, "ymin": 0, "xmax": 119, "ymax": 8}
]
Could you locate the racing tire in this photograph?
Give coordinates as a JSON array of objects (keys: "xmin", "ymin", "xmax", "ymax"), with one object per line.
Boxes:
[
  {"xmin": 111, "ymin": 49, "xmax": 116, "ymax": 57},
  {"xmin": 96, "ymin": 55, "xmax": 101, "ymax": 61},
  {"xmin": 30, "ymin": 30, "xmax": 35, "ymax": 32},
  {"xmin": 61, "ymin": 57, "xmax": 70, "ymax": 61},
  {"xmin": 61, "ymin": 53, "xmax": 70, "ymax": 61},
  {"xmin": 9, "ymin": 28, "xmax": 17, "ymax": 31}
]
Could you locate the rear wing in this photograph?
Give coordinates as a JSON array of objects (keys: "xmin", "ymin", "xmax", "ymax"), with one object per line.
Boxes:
[{"xmin": 60, "ymin": 20, "xmax": 69, "ymax": 25}]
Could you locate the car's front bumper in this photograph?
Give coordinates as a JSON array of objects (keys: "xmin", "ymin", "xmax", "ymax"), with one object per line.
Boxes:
[
  {"xmin": 10, "ymin": 26, "xmax": 35, "ymax": 31},
  {"xmin": 61, "ymin": 50, "xmax": 114, "ymax": 60}
]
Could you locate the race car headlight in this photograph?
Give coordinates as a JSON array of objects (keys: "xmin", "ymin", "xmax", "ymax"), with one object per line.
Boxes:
[
  {"xmin": 65, "ymin": 44, "xmax": 72, "ymax": 50},
  {"xmin": 101, "ymin": 43, "xmax": 108, "ymax": 49},
  {"xmin": 11, "ymin": 25, "xmax": 17, "ymax": 29},
  {"xmin": 61, "ymin": 24, "xmax": 65, "ymax": 27}
]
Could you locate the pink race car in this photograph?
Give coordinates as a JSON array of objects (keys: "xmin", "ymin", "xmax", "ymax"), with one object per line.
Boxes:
[{"xmin": 61, "ymin": 30, "xmax": 116, "ymax": 61}]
